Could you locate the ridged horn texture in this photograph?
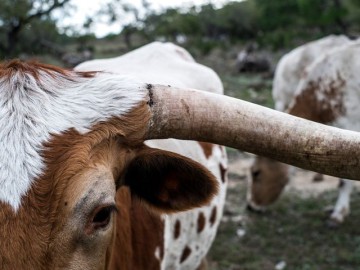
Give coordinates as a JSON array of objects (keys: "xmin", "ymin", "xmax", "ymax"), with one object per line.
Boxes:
[{"xmin": 146, "ymin": 85, "xmax": 360, "ymax": 180}]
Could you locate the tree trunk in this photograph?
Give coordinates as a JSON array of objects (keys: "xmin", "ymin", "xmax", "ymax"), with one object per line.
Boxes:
[
  {"xmin": 5, "ymin": 23, "xmax": 22, "ymax": 57},
  {"xmin": 333, "ymin": 0, "xmax": 348, "ymax": 34}
]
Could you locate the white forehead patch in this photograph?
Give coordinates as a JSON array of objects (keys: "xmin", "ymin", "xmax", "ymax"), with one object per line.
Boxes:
[{"xmin": 0, "ymin": 69, "xmax": 147, "ymax": 210}]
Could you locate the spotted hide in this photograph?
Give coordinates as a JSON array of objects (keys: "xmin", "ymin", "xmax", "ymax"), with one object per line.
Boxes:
[
  {"xmin": 272, "ymin": 34, "xmax": 351, "ymax": 112},
  {"xmin": 248, "ymin": 37, "xmax": 360, "ymax": 224}
]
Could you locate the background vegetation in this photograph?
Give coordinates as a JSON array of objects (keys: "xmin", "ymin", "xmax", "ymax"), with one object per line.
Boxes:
[{"xmin": 1, "ymin": 0, "xmax": 360, "ymax": 61}]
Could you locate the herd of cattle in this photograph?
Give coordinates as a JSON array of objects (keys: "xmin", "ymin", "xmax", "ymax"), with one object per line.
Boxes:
[{"xmin": 0, "ymin": 36, "xmax": 359, "ymax": 269}]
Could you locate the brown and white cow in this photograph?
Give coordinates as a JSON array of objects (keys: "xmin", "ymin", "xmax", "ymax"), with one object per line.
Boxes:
[
  {"xmin": 248, "ymin": 37, "xmax": 360, "ymax": 225},
  {"xmin": 2, "ymin": 42, "xmax": 360, "ymax": 269},
  {"xmin": 273, "ymin": 34, "xmax": 351, "ymax": 112}
]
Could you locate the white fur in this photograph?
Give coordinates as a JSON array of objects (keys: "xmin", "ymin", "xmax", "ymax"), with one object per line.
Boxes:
[
  {"xmin": 296, "ymin": 40, "xmax": 360, "ymax": 131},
  {"xmin": 273, "ymin": 35, "xmax": 351, "ymax": 111},
  {"xmin": 0, "ymin": 70, "xmax": 146, "ymax": 210},
  {"xmin": 331, "ymin": 179, "xmax": 353, "ymax": 223},
  {"xmin": 76, "ymin": 42, "xmax": 223, "ymax": 94}
]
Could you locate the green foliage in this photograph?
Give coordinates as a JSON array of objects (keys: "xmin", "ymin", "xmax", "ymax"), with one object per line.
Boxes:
[
  {"xmin": 296, "ymin": 0, "xmax": 348, "ymax": 33},
  {"xmin": 344, "ymin": 0, "xmax": 360, "ymax": 33},
  {"xmin": 255, "ymin": 0, "xmax": 300, "ymax": 31},
  {"xmin": 140, "ymin": 1, "xmax": 261, "ymax": 54},
  {"xmin": 136, "ymin": 0, "xmax": 360, "ymax": 52},
  {"xmin": 0, "ymin": 0, "xmax": 71, "ymax": 59},
  {"xmin": 222, "ymin": 74, "xmax": 274, "ymax": 108},
  {"xmin": 217, "ymin": 1, "xmax": 259, "ymax": 40},
  {"xmin": 253, "ymin": 0, "xmax": 356, "ymax": 48},
  {"xmin": 2, "ymin": 0, "xmax": 360, "ymax": 60}
]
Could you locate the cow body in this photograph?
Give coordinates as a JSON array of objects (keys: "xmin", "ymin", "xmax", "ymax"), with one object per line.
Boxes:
[
  {"xmin": 77, "ymin": 42, "xmax": 228, "ymax": 269},
  {"xmin": 273, "ymin": 35, "xmax": 351, "ymax": 111},
  {"xmin": 288, "ymin": 40, "xmax": 360, "ymax": 223},
  {"xmin": 248, "ymin": 37, "xmax": 359, "ymax": 224}
]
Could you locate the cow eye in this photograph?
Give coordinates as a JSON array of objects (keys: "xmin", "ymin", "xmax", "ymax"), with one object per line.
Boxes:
[
  {"xmin": 86, "ymin": 204, "xmax": 118, "ymax": 235},
  {"xmin": 252, "ymin": 170, "xmax": 261, "ymax": 179}
]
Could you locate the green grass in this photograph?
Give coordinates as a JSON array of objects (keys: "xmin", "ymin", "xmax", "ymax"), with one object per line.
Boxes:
[
  {"xmin": 222, "ymin": 74, "xmax": 274, "ymax": 109},
  {"xmin": 208, "ymin": 180, "xmax": 360, "ymax": 270}
]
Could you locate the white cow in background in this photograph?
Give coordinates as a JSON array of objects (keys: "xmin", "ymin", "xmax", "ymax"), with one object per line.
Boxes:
[
  {"xmin": 248, "ymin": 36, "xmax": 359, "ymax": 226},
  {"xmin": 273, "ymin": 35, "xmax": 351, "ymax": 112}
]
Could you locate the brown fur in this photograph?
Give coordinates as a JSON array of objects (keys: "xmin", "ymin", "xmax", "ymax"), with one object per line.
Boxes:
[
  {"xmin": 174, "ymin": 219, "xmax": 181, "ymax": 239},
  {"xmin": 250, "ymin": 157, "xmax": 289, "ymax": 206},
  {"xmin": 288, "ymin": 76, "xmax": 346, "ymax": 123},
  {"xmin": 198, "ymin": 142, "xmax": 214, "ymax": 159},
  {"xmin": 129, "ymin": 198, "xmax": 165, "ymax": 270},
  {"xmin": 219, "ymin": 163, "xmax": 227, "ymax": 183},
  {"xmin": 209, "ymin": 206, "xmax": 217, "ymax": 227},
  {"xmin": 180, "ymin": 246, "xmax": 192, "ymax": 263},
  {"xmin": 106, "ymin": 188, "xmax": 133, "ymax": 270},
  {"xmin": 0, "ymin": 59, "xmax": 96, "ymax": 82},
  {"xmin": 123, "ymin": 148, "xmax": 219, "ymax": 213},
  {"xmin": 106, "ymin": 188, "xmax": 165, "ymax": 270},
  {"xmin": 197, "ymin": 212, "xmax": 206, "ymax": 233}
]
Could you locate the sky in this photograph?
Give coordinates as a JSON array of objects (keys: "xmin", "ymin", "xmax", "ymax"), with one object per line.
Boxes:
[{"xmin": 57, "ymin": 0, "xmax": 243, "ymax": 37}]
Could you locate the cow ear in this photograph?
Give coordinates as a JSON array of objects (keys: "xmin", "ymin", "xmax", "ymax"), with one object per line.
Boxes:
[{"xmin": 123, "ymin": 147, "xmax": 218, "ymax": 213}]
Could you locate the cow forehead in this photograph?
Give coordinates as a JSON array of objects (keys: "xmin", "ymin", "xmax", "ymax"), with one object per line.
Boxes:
[{"xmin": 0, "ymin": 63, "xmax": 147, "ymax": 210}]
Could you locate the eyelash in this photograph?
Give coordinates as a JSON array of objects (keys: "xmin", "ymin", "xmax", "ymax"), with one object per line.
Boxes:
[
  {"xmin": 85, "ymin": 204, "xmax": 118, "ymax": 235},
  {"xmin": 93, "ymin": 205, "xmax": 118, "ymax": 222}
]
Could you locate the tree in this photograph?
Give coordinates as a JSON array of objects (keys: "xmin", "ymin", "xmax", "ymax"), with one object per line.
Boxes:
[
  {"xmin": 297, "ymin": 0, "xmax": 349, "ymax": 34},
  {"xmin": 0, "ymin": 0, "xmax": 71, "ymax": 58}
]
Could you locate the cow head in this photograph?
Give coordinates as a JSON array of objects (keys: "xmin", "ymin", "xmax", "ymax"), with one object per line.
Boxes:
[
  {"xmin": 0, "ymin": 61, "xmax": 217, "ymax": 269},
  {"xmin": 247, "ymin": 156, "xmax": 289, "ymax": 211}
]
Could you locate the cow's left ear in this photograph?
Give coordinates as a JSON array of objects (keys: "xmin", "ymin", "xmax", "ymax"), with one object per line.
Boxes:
[{"xmin": 123, "ymin": 147, "xmax": 218, "ymax": 213}]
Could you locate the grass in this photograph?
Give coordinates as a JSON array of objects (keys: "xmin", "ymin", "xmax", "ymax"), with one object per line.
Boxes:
[
  {"xmin": 208, "ymin": 176, "xmax": 360, "ymax": 270},
  {"xmin": 222, "ymin": 74, "xmax": 274, "ymax": 109}
]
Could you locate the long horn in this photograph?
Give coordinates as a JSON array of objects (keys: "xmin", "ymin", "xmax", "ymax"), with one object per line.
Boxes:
[{"xmin": 146, "ymin": 85, "xmax": 360, "ymax": 180}]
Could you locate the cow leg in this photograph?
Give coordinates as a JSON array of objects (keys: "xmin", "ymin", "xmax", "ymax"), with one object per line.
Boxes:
[
  {"xmin": 329, "ymin": 179, "xmax": 353, "ymax": 226},
  {"xmin": 196, "ymin": 258, "xmax": 208, "ymax": 270}
]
